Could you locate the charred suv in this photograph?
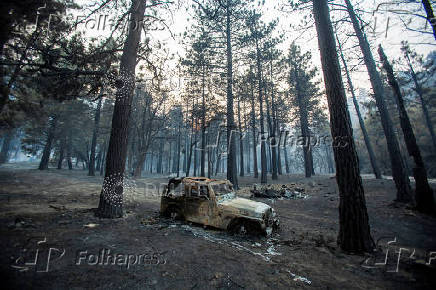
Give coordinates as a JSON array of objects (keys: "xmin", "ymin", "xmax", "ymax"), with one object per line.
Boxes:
[{"xmin": 160, "ymin": 177, "xmax": 279, "ymax": 235}]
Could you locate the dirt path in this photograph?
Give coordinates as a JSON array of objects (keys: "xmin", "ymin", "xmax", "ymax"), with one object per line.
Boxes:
[{"xmin": 1, "ymin": 165, "xmax": 436, "ymax": 289}]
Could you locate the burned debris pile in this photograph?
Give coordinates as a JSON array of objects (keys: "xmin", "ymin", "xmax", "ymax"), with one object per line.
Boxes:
[{"xmin": 250, "ymin": 184, "xmax": 309, "ymax": 199}]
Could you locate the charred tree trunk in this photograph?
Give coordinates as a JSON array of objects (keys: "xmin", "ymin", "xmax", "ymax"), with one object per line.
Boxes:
[
  {"xmin": 166, "ymin": 146, "xmax": 171, "ymax": 174},
  {"xmin": 172, "ymin": 136, "xmax": 178, "ymax": 173},
  {"xmin": 133, "ymin": 92, "xmax": 152, "ymax": 178},
  {"xmin": 186, "ymin": 128, "xmax": 194, "ymax": 176},
  {"xmin": 237, "ymin": 94, "xmax": 244, "ymax": 177},
  {"xmin": 184, "ymin": 101, "xmax": 189, "ymax": 173},
  {"xmin": 345, "ymin": 0, "xmax": 413, "ymax": 203},
  {"xmin": 215, "ymin": 151, "xmax": 221, "ymax": 175},
  {"xmin": 284, "ymin": 131, "xmax": 290, "ymax": 174},
  {"xmin": 313, "ymin": 0, "xmax": 373, "ymax": 253},
  {"xmin": 96, "ymin": 147, "xmax": 102, "ymax": 172},
  {"xmin": 0, "ymin": 129, "xmax": 13, "ymax": 164},
  {"xmin": 169, "ymin": 142, "xmax": 173, "ymax": 173},
  {"xmin": 246, "ymin": 136, "xmax": 251, "ymax": 173},
  {"xmin": 127, "ymin": 128, "xmax": 136, "ymax": 175},
  {"xmin": 39, "ymin": 117, "xmax": 57, "ymax": 170},
  {"xmin": 269, "ymin": 58, "xmax": 279, "ymax": 180},
  {"xmin": 200, "ymin": 125, "xmax": 206, "ymax": 175},
  {"xmin": 296, "ymin": 92, "xmax": 312, "ymax": 178},
  {"xmin": 57, "ymin": 136, "xmax": 65, "ymax": 169},
  {"xmin": 250, "ymin": 74, "xmax": 259, "ymax": 178},
  {"xmin": 157, "ymin": 137, "xmax": 163, "ymax": 174},
  {"xmin": 242, "ymin": 99, "xmax": 250, "ymax": 173},
  {"xmin": 134, "ymin": 154, "xmax": 146, "ymax": 178},
  {"xmin": 66, "ymin": 129, "xmax": 73, "ymax": 170},
  {"xmin": 215, "ymin": 129, "xmax": 222, "ymax": 176},
  {"xmin": 267, "ymin": 141, "xmax": 271, "ymax": 173},
  {"xmin": 194, "ymin": 129, "xmax": 198, "ymax": 176},
  {"xmin": 290, "ymin": 57, "xmax": 312, "ymax": 178},
  {"xmin": 86, "ymin": 142, "xmax": 90, "ymax": 169},
  {"xmin": 277, "ymin": 126, "xmax": 283, "ymax": 175},
  {"xmin": 183, "ymin": 134, "xmax": 188, "ymax": 173},
  {"xmin": 265, "ymin": 89, "xmax": 275, "ymax": 177},
  {"xmin": 201, "ymin": 65, "xmax": 206, "ymax": 177},
  {"xmin": 12, "ymin": 140, "xmax": 19, "ymax": 160},
  {"xmin": 100, "ymin": 140, "xmax": 107, "ymax": 176},
  {"xmin": 97, "ymin": 0, "xmax": 146, "ymax": 218},
  {"xmin": 337, "ymin": 37, "xmax": 382, "ymax": 179},
  {"xmin": 225, "ymin": 0, "xmax": 238, "ymax": 188},
  {"xmin": 309, "ymin": 146, "xmax": 315, "ymax": 175},
  {"xmin": 177, "ymin": 125, "xmax": 181, "ymax": 177},
  {"xmin": 417, "ymin": 88, "xmax": 436, "ymax": 150},
  {"xmin": 256, "ymin": 38, "xmax": 267, "ymax": 184},
  {"xmin": 207, "ymin": 129, "xmax": 212, "ymax": 178},
  {"xmin": 89, "ymin": 96, "xmax": 102, "ymax": 176},
  {"xmin": 325, "ymin": 145, "xmax": 335, "ymax": 174},
  {"xmin": 270, "ymin": 115, "xmax": 278, "ymax": 179},
  {"xmin": 404, "ymin": 50, "xmax": 436, "ymax": 151},
  {"xmin": 379, "ymin": 46, "xmax": 435, "ymax": 213},
  {"xmin": 422, "ymin": 0, "xmax": 436, "ymax": 40}
]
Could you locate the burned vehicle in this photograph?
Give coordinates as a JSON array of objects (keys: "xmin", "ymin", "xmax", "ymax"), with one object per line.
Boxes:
[{"xmin": 160, "ymin": 177, "xmax": 279, "ymax": 235}]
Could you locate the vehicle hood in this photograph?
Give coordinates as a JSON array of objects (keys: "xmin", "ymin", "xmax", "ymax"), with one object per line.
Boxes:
[{"xmin": 218, "ymin": 197, "xmax": 271, "ymax": 219}]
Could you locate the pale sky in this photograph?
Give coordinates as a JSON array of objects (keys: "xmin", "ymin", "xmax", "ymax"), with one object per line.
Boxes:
[
  {"xmin": 71, "ymin": 0, "xmax": 435, "ymax": 100},
  {"xmin": 154, "ymin": 0, "xmax": 435, "ymax": 97}
]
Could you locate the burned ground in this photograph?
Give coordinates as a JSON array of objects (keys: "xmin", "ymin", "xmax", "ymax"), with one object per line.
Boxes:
[{"xmin": 1, "ymin": 164, "xmax": 436, "ymax": 289}]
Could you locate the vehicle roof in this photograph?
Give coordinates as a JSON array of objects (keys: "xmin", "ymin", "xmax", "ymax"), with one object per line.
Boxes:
[{"xmin": 181, "ymin": 177, "xmax": 231, "ymax": 185}]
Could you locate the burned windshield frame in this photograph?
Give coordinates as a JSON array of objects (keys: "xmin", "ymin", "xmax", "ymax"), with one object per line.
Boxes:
[
  {"xmin": 190, "ymin": 185, "xmax": 209, "ymax": 198},
  {"xmin": 211, "ymin": 183, "xmax": 233, "ymax": 195}
]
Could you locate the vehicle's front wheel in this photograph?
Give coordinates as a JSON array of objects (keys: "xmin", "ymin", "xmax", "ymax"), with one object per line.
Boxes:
[
  {"xmin": 163, "ymin": 206, "xmax": 184, "ymax": 220},
  {"xmin": 228, "ymin": 219, "xmax": 262, "ymax": 236}
]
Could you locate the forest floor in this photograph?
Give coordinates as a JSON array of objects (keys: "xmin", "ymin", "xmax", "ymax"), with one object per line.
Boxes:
[{"xmin": 1, "ymin": 162, "xmax": 436, "ymax": 289}]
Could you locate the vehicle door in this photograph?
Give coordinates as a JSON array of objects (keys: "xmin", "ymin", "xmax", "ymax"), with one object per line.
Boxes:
[{"xmin": 184, "ymin": 184, "xmax": 210, "ymax": 224}]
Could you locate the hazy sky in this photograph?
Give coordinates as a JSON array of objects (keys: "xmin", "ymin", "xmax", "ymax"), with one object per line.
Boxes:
[
  {"xmin": 151, "ymin": 0, "xmax": 435, "ymax": 94},
  {"xmin": 72, "ymin": 0, "xmax": 435, "ymax": 98}
]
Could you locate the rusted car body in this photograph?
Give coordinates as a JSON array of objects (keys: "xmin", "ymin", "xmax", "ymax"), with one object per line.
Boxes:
[{"xmin": 160, "ymin": 177, "xmax": 279, "ymax": 235}]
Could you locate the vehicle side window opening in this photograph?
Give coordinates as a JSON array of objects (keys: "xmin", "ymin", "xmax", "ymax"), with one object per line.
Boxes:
[
  {"xmin": 190, "ymin": 185, "xmax": 199, "ymax": 197},
  {"xmin": 167, "ymin": 183, "xmax": 177, "ymax": 194},
  {"xmin": 166, "ymin": 178, "xmax": 183, "ymax": 196},
  {"xmin": 187, "ymin": 185, "xmax": 208, "ymax": 198},
  {"xmin": 199, "ymin": 185, "xmax": 208, "ymax": 197},
  {"xmin": 212, "ymin": 183, "xmax": 233, "ymax": 195}
]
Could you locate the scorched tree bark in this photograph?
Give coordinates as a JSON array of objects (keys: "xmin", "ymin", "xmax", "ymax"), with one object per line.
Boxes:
[
  {"xmin": 345, "ymin": 0, "xmax": 413, "ymax": 203},
  {"xmin": 313, "ymin": 0, "xmax": 373, "ymax": 253},
  {"xmin": 379, "ymin": 45, "xmax": 435, "ymax": 213},
  {"xmin": 96, "ymin": 0, "xmax": 146, "ymax": 218},
  {"xmin": 336, "ymin": 35, "xmax": 381, "ymax": 179}
]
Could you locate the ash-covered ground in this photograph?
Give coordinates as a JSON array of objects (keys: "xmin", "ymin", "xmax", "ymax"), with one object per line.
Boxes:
[{"xmin": 1, "ymin": 163, "xmax": 436, "ymax": 289}]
